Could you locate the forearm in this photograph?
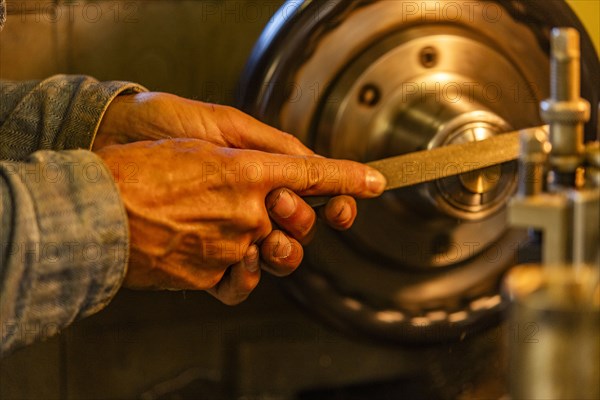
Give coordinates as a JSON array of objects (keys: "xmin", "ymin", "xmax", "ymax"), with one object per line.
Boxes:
[{"xmin": 0, "ymin": 150, "xmax": 129, "ymax": 356}]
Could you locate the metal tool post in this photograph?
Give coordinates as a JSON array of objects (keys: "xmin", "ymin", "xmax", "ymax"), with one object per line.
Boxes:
[{"xmin": 506, "ymin": 28, "xmax": 600, "ymax": 399}]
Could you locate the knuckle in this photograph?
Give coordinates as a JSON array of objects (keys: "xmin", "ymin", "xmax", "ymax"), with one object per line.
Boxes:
[
  {"xmin": 241, "ymin": 213, "xmax": 262, "ymax": 230},
  {"xmin": 255, "ymin": 222, "xmax": 272, "ymax": 242},
  {"xmin": 239, "ymin": 200, "xmax": 268, "ymax": 227},
  {"xmin": 354, "ymin": 165, "xmax": 370, "ymax": 193},
  {"xmin": 225, "ymin": 106, "xmax": 251, "ymax": 127},
  {"xmin": 220, "ymin": 104, "xmax": 236, "ymax": 114},
  {"xmin": 248, "ymin": 198, "xmax": 266, "ymax": 218},
  {"xmin": 219, "ymin": 104, "xmax": 239, "ymax": 119},
  {"xmin": 301, "ymin": 157, "xmax": 322, "ymax": 190},
  {"xmin": 247, "ymin": 205, "xmax": 272, "ymax": 235},
  {"xmin": 249, "ymin": 215, "xmax": 272, "ymax": 242},
  {"xmin": 287, "ymin": 134, "xmax": 310, "ymax": 152}
]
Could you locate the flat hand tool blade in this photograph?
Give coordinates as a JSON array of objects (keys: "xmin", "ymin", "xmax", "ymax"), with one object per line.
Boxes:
[{"xmin": 306, "ymin": 126, "xmax": 547, "ymax": 208}]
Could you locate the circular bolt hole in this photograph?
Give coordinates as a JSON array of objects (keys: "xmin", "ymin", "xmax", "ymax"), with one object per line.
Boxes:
[
  {"xmin": 358, "ymin": 84, "xmax": 380, "ymax": 107},
  {"xmin": 420, "ymin": 46, "xmax": 438, "ymax": 68}
]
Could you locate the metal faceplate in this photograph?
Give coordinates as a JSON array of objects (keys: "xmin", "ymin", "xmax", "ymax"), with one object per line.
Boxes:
[{"xmin": 238, "ymin": 0, "xmax": 600, "ymax": 342}]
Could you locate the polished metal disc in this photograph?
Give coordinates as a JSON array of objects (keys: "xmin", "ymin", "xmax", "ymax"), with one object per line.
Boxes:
[{"xmin": 238, "ymin": 0, "xmax": 600, "ymax": 342}]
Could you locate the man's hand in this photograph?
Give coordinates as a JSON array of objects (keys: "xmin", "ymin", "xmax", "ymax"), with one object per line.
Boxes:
[
  {"xmin": 94, "ymin": 92, "xmax": 365, "ymax": 232},
  {"xmin": 95, "ymin": 138, "xmax": 385, "ymax": 305}
]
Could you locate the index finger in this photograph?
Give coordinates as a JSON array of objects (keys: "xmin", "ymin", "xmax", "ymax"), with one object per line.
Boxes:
[{"xmin": 263, "ymin": 154, "xmax": 387, "ymax": 198}]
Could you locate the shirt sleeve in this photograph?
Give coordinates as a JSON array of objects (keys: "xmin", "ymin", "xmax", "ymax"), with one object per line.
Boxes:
[
  {"xmin": 0, "ymin": 75, "xmax": 147, "ymax": 356},
  {"xmin": 0, "ymin": 74, "xmax": 147, "ymax": 161},
  {"xmin": 1, "ymin": 150, "xmax": 130, "ymax": 356}
]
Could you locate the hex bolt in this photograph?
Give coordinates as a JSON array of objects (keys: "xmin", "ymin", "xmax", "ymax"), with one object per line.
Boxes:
[{"xmin": 540, "ymin": 28, "xmax": 591, "ymax": 180}]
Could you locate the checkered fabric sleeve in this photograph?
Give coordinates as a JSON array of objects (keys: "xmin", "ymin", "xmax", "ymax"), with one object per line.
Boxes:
[{"xmin": 1, "ymin": 74, "xmax": 147, "ymax": 356}]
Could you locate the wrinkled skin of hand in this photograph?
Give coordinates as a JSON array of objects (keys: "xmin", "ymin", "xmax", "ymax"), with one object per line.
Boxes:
[
  {"xmin": 96, "ymin": 139, "xmax": 385, "ymax": 304},
  {"xmin": 94, "ymin": 92, "xmax": 311, "ymax": 155},
  {"xmin": 95, "ymin": 93, "xmax": 368, "ymax": 231},
  {"xmin": 94, "ymin": 93, "xmax": 386, "ymax": 305}
]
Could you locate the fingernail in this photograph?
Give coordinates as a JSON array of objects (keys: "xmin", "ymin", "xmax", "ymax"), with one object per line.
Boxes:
[
  {"xmin": 273, "ymin": 233, "xmax": 292, "ymax": 259},
  {"xmin": 335, "ymin": 204, "xmax": 352, "ymax": 224},
  {"xmin": 366, "ymin": 169, "xmax": 386, "ymax": 195},
  {"xmin": 244, "ymin": 245, "xmax": 259, "ymax": 272},
  {"xmin": 271, "ymin": 189, "xmax": 296, "ymax": 219}
]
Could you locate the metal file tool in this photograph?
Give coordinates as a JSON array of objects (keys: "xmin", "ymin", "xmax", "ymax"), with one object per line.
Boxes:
[{"xmin": 306, "ymin": 126, "xmax": 547, "ymax": 208}]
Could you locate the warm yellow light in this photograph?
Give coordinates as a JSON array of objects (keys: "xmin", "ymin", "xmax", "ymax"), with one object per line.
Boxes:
[{"xmin": 567, "ymin": 0, "xmax": 600, "ymax": 53}]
